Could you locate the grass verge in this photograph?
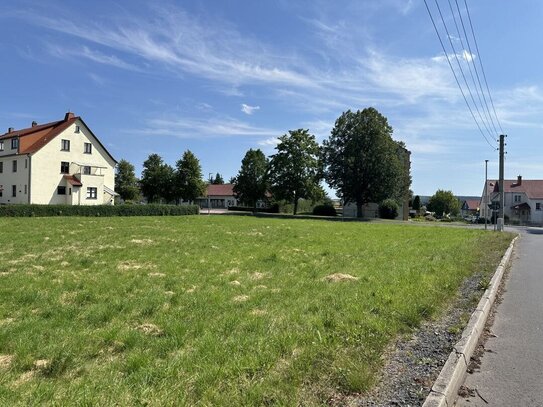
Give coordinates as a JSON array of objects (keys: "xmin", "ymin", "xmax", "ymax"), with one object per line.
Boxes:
[{"xmin": 0, "ymin": 216, "xmax": 513, "ymax": 405}]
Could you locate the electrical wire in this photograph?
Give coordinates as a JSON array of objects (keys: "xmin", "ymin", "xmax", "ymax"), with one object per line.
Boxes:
[
  {"xmin": 464, "ymin": 0, "xmax": 505, "ymax": 135},
  {"xmin": 423, "ymin": 0, "xmax": 497, "ymax": 149}
]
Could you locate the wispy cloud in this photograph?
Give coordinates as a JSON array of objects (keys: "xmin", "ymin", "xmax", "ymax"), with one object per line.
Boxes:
[
  {"xmin": 258, "ymin": 137, "xmax": 280, "ymax": 147},
  {"xmin": 46, "ymin": 43, "xmax": 140, "ymax": 71},
  {"xmin": 241, "ymin": 104, "xmax": 260, "ymax": 115},
  {"xmin": 133, "ymin": 115, "xmax": 280, "ymax": 139}
]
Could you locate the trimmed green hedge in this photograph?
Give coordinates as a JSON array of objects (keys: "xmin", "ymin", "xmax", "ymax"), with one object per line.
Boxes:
[
  {"xmin": 0, "ymin": 204, "xmax": 200, "ymax": 217},
  {"xmin": 312, "ymin": 204, "xmax": 337, "ymax": 217}
]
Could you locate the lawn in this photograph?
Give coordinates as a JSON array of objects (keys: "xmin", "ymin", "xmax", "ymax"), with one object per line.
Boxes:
[{"xmin": 0, "ymin": 216, "xmax": 513, "ymax": 406}]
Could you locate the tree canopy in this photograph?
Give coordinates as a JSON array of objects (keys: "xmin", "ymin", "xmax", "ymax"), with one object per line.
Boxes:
[
  {"xmin": 140, "ymin": 154, "xmax": 174, "ymax": 203},
  {"xmin": 323, "ymin": 108, "xmax": 410, "ymax": 218},
  {"xmin": 115, "ymin": 159, "xmax": 140, "ymax": 202},
  {"xmin": 233, "ymin": 148, "xmax": 268, "ymax": 212},
  {"xmin": 268, "ymin": 129, "xmax": 322, "ymax": 215},
  {"xmin": 211, "ymin": 173, "xmax": 225, "ymax": 184},
  {"xmin": 427, "ymin": 190, "xmax": 460, "ymax": 217},
  {"xmin": 175, "ymin": 150, "xmax": 206, "ymax": 204}
]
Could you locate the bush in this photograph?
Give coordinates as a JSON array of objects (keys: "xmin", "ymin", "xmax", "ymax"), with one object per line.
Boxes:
[
  {"xmin": 0, "ymin": 204, "xmax": 200, "ymax": 217},
  {"xmin": 312, "ymin": 204, "xmax": 337, "ymax": 217},
  {"xmin": 378, "ymin": 199, "xmax": 399, "ymax": 219}
]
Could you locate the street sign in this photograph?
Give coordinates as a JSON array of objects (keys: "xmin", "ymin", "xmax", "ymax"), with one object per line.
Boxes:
[{"xmin": 488, "ymin": 202, "xmax": 500, "ymax": 210}]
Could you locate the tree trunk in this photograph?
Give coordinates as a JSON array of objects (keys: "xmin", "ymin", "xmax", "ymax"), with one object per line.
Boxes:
[
  {"xmin": 356, "ymin": 202, "xmax": 363, "ymax": 218},
  {"xmin": 253, "ymin": 200, "xmax": 257, "ymax": 214},
  {"xmin": 293, "ymin": 193, "xmax": 298, "ymax": 215}
]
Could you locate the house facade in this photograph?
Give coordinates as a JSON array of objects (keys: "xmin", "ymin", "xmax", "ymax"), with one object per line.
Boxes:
[
  {"xmin": 480, "ymin": 176, "xmax": 543, "ymax": 225},
  {"xmin": 461, "ymin": 199, "xmax": 480, "ymax": 217},
  {"xmin": 196, "ymin": 184, "xmax": 238, "ymax": 209},
  {"xmin": 0, "ymin": 112, "xmax": 117, "ymax": 205}
]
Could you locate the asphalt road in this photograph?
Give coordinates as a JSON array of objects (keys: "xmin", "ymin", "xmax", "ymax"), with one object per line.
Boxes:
[{"xmin": 456, "ymin": 227, "xmax": 543, "ymax": 406}]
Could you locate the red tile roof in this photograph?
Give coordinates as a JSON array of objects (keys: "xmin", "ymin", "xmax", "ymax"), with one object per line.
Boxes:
[
  {"xmin": 1, "ymin": 112, "xmax": 116, "ymax": 163},
  {"xmin": 64, "ymin": 175, "xmax": 82, "ymax": 187},
  {"xmin": 490, "ymin": 179, "xmax": 543, "ymax": 199},
  {"xmin": 463, "ymin": 199, "xmax": 480, "ymax": 210},
  {"xmin": 206, "ymin": 184, "xmax": 235, "ymax": 196}
]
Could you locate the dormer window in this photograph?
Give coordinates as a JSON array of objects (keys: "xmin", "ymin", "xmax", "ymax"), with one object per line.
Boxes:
[
  {"xmin": 61, "ymin": 139, "xmax": 70, "ymax": 151},
  {"xmin": 11, "ymin": 138, "xmax": 18, "ymax": 150}
]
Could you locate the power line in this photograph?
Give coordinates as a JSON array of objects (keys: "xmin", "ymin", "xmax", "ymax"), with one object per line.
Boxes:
[
  {"xmin": 464, "ymin": 0, "xmax": 505, "ymax": 135},
  {"xmin": 433, "ymin": 0, "xmax": 495, "ymax": 141},
  {"xmin": 423, "ymin": 0, "xmax": 496, "ymax": 149},
  {"xmin": 449, "ymin": 0, "xmax": 500, "ymax": 136}
]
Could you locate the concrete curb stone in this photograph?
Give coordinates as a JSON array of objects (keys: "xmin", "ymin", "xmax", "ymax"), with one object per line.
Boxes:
[{"xmin": 422, "ymin": 234, "xmax": 519, "ymax": 407}]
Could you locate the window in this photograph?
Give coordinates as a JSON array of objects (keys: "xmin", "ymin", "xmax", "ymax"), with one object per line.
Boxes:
[
  {"xmin": 0, "ymin": 190, "xmax": 2, "ymax": 197},
  {"xmin": 11, "ymin": 138, "xmax": 18, "ymax": 150},
  {"xmin": 57, "ymin": 186, "xmax": 66, "ymax": 195},
  {"xmin": 24, "ymin": 185, "xmax": 27, "ymax": 194},
  {"xmin": 60, "ymin": 161, "xmax": 70, "ymax": 174},
  {"xmin": 86, "ymin": 187, "xmax": 97, "ymax": 200},
  {"xmin": 84, "ymin": 142, "xmax": 92, "ymax": 154},
  {"xmin": 75, "ymin": 125, "xmax": 80, "ymax": 133},
  {"xmin": 514, "ymin": 195, "xmax": 521, "ymax": 203},
  {"xmin": 12, "ymin": 160, "xmax": 17, "ymax": 173},
  {"xmin": 12, "ymin": 185, "xmax": 16, "ymax": 197},
  {"xmin": 61, "ymin": 139, "xmax": 70, "ymax": 151},
  {"xmin": 83, "ymin": 166, "xmax": 91, "ymax": 175},
  {"xmin": 25, "ymin": 159, "xmax": 27, "ymax": 169},
  {"xmin": 69, "ymin": 188, "xmax": 72, "ymax": 195},
  {"xmin": 0, "ymin": 162, "xmax": 3, "ymax": 173},
  {"xmin": 537, "ymin": 203, "xmax": 541, "ymax": 211},
  {"xmin": 0, "ymin": 141, "xmax": 3, "ymax": 151}
]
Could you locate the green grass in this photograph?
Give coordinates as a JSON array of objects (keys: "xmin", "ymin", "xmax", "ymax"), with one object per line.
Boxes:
[{"xmin": 0, "ymin": 216, "xmax": 513, "ymax": 406}]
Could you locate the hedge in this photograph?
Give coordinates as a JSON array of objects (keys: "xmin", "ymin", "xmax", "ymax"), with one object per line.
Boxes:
[
  {"xmin": 312, "ymin": 204, "xmax": 337, "ymax": 217},
  {"xmin": 0, "ymin": 204, "xmax": 200, "ymax": 217},
  {"xmin": 227, "ymin": 205, "xmax": 279, "ymax": 213}
]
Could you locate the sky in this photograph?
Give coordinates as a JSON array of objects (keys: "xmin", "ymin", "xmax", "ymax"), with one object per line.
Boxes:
[{"xmin": 1, "ymin": 0, "xmax": 543, "ymax": 197}]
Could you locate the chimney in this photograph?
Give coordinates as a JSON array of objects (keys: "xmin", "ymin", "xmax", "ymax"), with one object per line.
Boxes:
[
  {"xmin": 517, "ymin": 175, "xmax": 522, "ymax": 185},
  {"xmin": 31, "ymin": 121, "xmax": 37, "ymax": 127},
  {"xmin": 64, "ymin": 112, "xmax": 75, "ymax": 121},
  {"xmin": 8, "ymin": 127, "xmax": 14, "ymax": 133}
]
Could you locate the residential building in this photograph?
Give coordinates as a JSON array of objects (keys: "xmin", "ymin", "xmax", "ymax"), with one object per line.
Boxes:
[
  {"xmin": 461, "ymin": 199, "xmax": 480, "ymax": 217},
  {"xmin": 0, "ymin": 112, "xmax": 117, "ymax": 205},
  {"xmin": 480, "ymin": 176, "xmax": 543, "ymax": 225},
  {"xmin": 196, "ymin": 184, "xmax": 238, "ymax": 209}
]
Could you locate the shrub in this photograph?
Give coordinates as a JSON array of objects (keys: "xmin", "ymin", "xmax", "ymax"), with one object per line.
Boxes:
[
  {"xmin": 227, "ymin": 205, "xmax": 279, "ymax": 213},
  {"xmin": 0, "ymin": 204, "xmax": 199, "ymax": 217},
  {"xmin": 378, "ymin": 199, "xmax": 399, "ymax": 219},
  {"xmin": 312, "ymin": 204, "xmax": 337, "ymax": 217}
]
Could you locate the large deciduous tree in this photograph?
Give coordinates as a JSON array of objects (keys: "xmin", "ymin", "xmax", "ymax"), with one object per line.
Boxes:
[
  {"xmin": 140, "ymin": 154, "xmax": 173, "ymax": 203},
  {"xmin": 233, "ymin": 148, "xmax": 268, "ymax": 212},
  {"xmin": 268, "ymin": 129, "xmax": 322, "ymax": 215},
  {"xmin": 175, "ymin": 150, "xmax": 206, "ymax": 204},
  {"xmin": 115, "ymin": 159, "xmax": 140, "ymax": 202},
  {"xmin": 427, "ymin": 190, "xmax": 460, "ymax": 217},
  {"xmin": 323, "ymin": 108, "xmax": 410, "ymax": 218}
]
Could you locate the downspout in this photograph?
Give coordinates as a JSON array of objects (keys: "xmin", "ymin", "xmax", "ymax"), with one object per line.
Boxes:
[{"xmin": 27, "ymin": 154, "xmax": 31, "ymax": 204}]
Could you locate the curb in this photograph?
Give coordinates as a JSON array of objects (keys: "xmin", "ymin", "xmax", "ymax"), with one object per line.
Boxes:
[{"xmin": 422, "ymin": 234, "xmax": 519, "ymax": 407}]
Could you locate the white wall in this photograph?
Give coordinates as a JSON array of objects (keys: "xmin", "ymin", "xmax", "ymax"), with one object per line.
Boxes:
[{"xmin": 0, "ymin": 155, "xmax": 30, "ymax": 204}]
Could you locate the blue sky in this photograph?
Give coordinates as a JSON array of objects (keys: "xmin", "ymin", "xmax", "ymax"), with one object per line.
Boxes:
[{"xmin": 1, "ymin": 0, "xmax": 542, "ymax": 197}]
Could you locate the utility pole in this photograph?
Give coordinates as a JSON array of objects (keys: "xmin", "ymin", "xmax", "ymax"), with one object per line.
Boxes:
[
  {"xmin": 485, "ymin": 159, "xmax": 488, "ymax": 230},
  {"xmin": 497, "ymin": 134, "xmax": 506, "ymax": 231}
]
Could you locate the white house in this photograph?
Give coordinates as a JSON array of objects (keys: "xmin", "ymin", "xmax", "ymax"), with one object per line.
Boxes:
[
  {"xmin": 0, "ymin": 112, "xmax": 117, "ymax": 205},
  {"xmin": 480, "ymin": 176, "xmax": 543, "ymax": 225}
]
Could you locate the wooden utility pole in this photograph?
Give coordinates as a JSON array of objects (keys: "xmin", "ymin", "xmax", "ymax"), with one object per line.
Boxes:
[{"xmin": 498, "ymin": 134, "xmax": 506, "ymax": 231}]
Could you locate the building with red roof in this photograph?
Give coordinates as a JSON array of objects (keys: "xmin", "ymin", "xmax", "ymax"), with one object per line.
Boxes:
[{"xmin": 0, "ymin": 112, "xmax": 117, "ymax": 205}]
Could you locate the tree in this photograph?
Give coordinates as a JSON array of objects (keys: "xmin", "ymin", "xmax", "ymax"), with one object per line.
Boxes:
[
  {"xmin": 211, "ymin": 173, "xmax": 225, "ymax": 184},
  {"xmin": 323, "ymin": 108, "xmax": 410, "ymax": 218},
  {"xmin": 412, "ymin": 195, "xmax": 421, "ymax": 211},
  {"xmin": 427, "ymin": 190, "xmax": 460, "ymax": 218},
  {"xmin": 268, "ymin": 129, "xmax": 322, "ymax": 215},
  {"xmin": 140, "ymin": 154, "xmax": 173, "ymax": 203},
  {"xmin": 233, "ymin": 149, "xmax": 268, "ymax": 212},
  {"xmin": 175, "ymin": 150, "xmax": 206, "ymax": 204},
  {"xmin": 115, "ymin": 159, "xmax": 140, "ymax": 202}
]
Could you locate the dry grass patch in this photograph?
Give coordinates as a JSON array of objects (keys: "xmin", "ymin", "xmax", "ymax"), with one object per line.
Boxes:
[
  {"xmin": 323, "ymin": 273, "xmax": 359, "ymax": 282},
  {"xmin": 249, "ymin": 272, "xmax": 266, "ymax": 280},
  {"xmin": 233, "ymin": 295, "xmax": 250, "ymax": 303},
  {"xmin": 229, "ymin": 280, "xmax": 242, "ymax": 286},
  {"xmin": 0, "ymin": 354, "xmax": 14, "ymax": 369},
  {"xmin": 135, "ymin": 323, "xmax": 164, "ymax": 337},
  {"xmin": 130, "ymin": 238, "xmax": 154, "ymax": 245},
  {"xmin": 117, "ymin": 261, "xmax": 156, "ymax": 271}
]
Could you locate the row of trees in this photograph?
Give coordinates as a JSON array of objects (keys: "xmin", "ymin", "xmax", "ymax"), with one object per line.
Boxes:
[
  {"xmin": 115, "ymin": 107, "xmax": 411, "ymax": 217},
  {"xmin": 232, "ymin": 107, "xmax": 410, "ymax": 217}
]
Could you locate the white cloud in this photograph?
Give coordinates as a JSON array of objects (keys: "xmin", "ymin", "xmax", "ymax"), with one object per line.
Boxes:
[
  {"xmin": 241, "ymin": 104, "xmax": 260, "ymax": 115},
  {"xmin": 258, "ymin": 137, "xmax": 280, "ymax": 146}
]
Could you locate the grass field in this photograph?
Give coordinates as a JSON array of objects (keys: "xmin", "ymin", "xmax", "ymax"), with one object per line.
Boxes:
[{"xmin": 0, "ymin": 216, "xmax": 512, "ymax": 406}]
